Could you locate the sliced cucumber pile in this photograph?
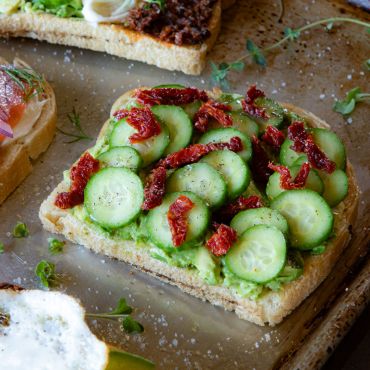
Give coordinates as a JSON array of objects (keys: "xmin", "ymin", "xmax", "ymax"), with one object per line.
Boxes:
[
  {"xmin": 230, "ymin": 207, "xmax": 289, "ymax": 236},
  {"xmin": 225, "ymin": 225, "xmax": 286, "ymax": 283},
  {"xmin": 200, "ymin": 150, "xmax": 250, "ymax": 200},
  {"xmin": 97, "ymin": 146, "xmax": 142, "ymax": 172},
  {"xmin": 146, "ymin": 191, "xmax": 210, "ymax": 250},
  {"xmin": 251, "ymin": 97, "xmax": 284, "ymax": 132},
  {"xmin": 84, "ymin": 168, "xmax": 144, "ymax": 229},
  {"xmin": 271, "ymin": 189, "xmax": 333, "ymax": 249},
  {"xmin": 266, "ymin": 165, "xmax": 324, "ymax": 200},
  {"xmin": 151, "ymin": 105, "xmax": 193, "ymax": 155},
  {"xmin": 198, "ymin": 128, "xmax": 252, "ymax": 162},
  {"xmin": 320, "ymin": 169, "xmax": 348, "ymax": 207},
  {"xmin": 166, "ymin": 163, "xmax": 227, "ymax": 208},
  {"xmin": 110, "ymin": 119, "xmax": 170, "ymax": 166}
]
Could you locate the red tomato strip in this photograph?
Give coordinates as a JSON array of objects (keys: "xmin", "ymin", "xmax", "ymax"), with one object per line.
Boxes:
[
  {"xmin": 206, "ymin": 224, "xmax": 237, "ymax": 256},
  {"xmin": 241, "ymin": 85, "xmax": 268, "ymax": 120},
  {"xmin": 262, "ymin": 125, "xmax": 285, "ymax": 150},
  {"xmin": 250, "ymin": 135, "xmax": 274, "ymax": 186},
  {"xmin": 55, "ymin": 153, "xmax": 100, "ymax": 209},
  {"xmin": 142, "ymin": 166, "xmax": 167, "ymax": 211},
  {"xmin": 193, "ymin": 101, "xmax": 232, "ymax": 132},
  {"xmin": 113, "ymin": 106, "xmax": 161, "ymax": 144},
  {"xmin": 135, "ymin": 87, "xmax": 208, "ymax": 106},
  {"xmin": 288, "ymin": 121, "xmax": 336, "ymax": 173},
  {"xmin": 216, "ymin": 195, "xmax": 263, "ymax": 222},
  {"xmin": 167, "ymin": 195, "xmax": 195, "ymax": 247},
  {"xmin": 268, "ymin": 162, "xmax": 310, "ymax": 190}
]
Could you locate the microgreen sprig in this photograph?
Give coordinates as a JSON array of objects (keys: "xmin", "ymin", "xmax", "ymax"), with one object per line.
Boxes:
[
  {"xmin": 48, "ymin": 238, "xmax": 65, "ymax": 255},
  {"xmin": 210, "ymin": 17, "xmax": 370, "ymax": 89},
  {"xmin": 12, "ymin": 222, "xmax": 29, "ymax": 238},
  {"xmin": 86, "ymin": 297, "xmax": 144, "ymax": 334},
  {"xmin": 333, "ymin": 87, "xmax": 370, "ymax": 116},
  {"xmin": 35, "ymin": 260, "xmax": 60, "ymax": 288},
  {"xmin": 57, "ymin": 107, "xmax": 92, "ymax": 144}
]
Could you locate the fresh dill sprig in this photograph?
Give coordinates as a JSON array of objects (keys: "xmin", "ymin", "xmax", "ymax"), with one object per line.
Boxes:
[
  {"xmin": 1, "ymin": 66, "xmax": 45, "ymax": 101},
  {"xmin": 210, "ymin": 17, "xmax": 370, "ymax": 89},
  {"xmin": 57, "ymin": 107, "xmax": 92, "ymax": 144},
  {"xmin": 86, "ymin": 297, "xmax": 144, "ymax": 334}
]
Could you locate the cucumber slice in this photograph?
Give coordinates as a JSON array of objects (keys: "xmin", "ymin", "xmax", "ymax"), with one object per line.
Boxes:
[
  {"xmin": 230, "ymin": 207, "xmax": 288, "ymax": 236},
  {"xmin": 109, "ymin": 119, "xmax": 170, "ymax": 167},
  {"xmin": 310, "ymin": 128, "xmax": 346, "ymax": 170},
  {"xmin": 166, "ymin": 163, "xmax": 227, "ymax": 209},
  {"xmin": 152, "ymin": 84, "xmax": 185, "ymax": 89},
  {"xmin": 182, "ymin": 100, "xmax": 201, "ymax": 120},
  {"xmin": 271, "ymin": 189, "xmax": 333, "ymax": 249},
  {"xmin": 266, "ymin": 165, "xmax": 324, "ymax": 200},
  {"xmin": 225, "ymin": 225, "xmax": 286, "ymax": 283},
  {"xmin": 84, "ymin": 168, "xmax": 144, "ymax": 229},
  {"xmin": 230, "ymin": 112, "xmax": 259, "ymax": 138},
  {"xmin": 217, "ymin": 93, "xmax": 244, "ymax": 111},
  {"xmin": 320, "ymin": 169, "xmax": 348, "ymax": 207},
  {"xmin": 151, "ymin": 105, "xmax": 193, "ymax": 155},
  {"xmin": 200, "ymin": 150, "xmax": 250, "ymax": 200},
  {"xmin": 198, "ymin": 128, "xmax": 252, "ymax": 162},
  {"xmin": 146, "ymin": 191, "xmax": 210, "ymax": 251},
  {"xmin": 279, "ymin": 139, "xmax": 308, "ymax": 167},
  {"xmin": 251, "ymin": 97, "xmax": 284, "ymax": 132},
  {"xmin": 97, "ymin": 146, "xmax": 142, "ymax": 172}
]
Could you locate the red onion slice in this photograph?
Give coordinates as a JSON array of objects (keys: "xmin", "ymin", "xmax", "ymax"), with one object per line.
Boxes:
[{"xmin": 0, "ymin": 113, "xmax": 13, "ymax": 138}]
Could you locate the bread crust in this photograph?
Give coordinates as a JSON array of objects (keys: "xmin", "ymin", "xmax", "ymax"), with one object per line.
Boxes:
[
  {"xmin": 0, "ymin": 58, "xmax": 56, "ymax": 205},
  {"xmin": 0, "ymin": 2, "xmax": 221, "ymax": 75},
  {"xmin": 39, "ymin": 92, "xmax": 359, "ymax": 326}
]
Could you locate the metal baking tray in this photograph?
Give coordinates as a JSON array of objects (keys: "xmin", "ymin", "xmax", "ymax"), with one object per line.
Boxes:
[{"xmin": 0, "ymin": 0, "xmax": 369, "ymax": 368}]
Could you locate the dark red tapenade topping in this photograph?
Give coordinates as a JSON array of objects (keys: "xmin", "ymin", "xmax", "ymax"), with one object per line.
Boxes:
[
  {"xmin": 288, "ymin": 122, "xmax": 336, "ymax": 173},
  {"xmin": 250, "ymin": 135, "xmax": 274, "ymax": 186},
  {"xmin": 125, "ymin": 0, "xmax": 218, "ymax": 46},
  {"xmin": 206, "ymin": 223, "xmax": 237, "ymax": 256},
  {"xmin": 242, "ymin": 85, "xmax": 268, "ymax": 120},
  {"xmin": 167, "ymin": 195, "xmax": 195, "ymax": 247},
  {"xmin": 268, "ymin": 162, "xmax": 311, "ymax": 190},
  {"xmin": 55, "ymin": 153, "xmax": 100, "ymax": 209},
  {"xmin": 157, "ymin": 137, "xmax": 243, "ymax": 169},
  {"xmin": 194, "ymin": 101, "xmax": 233, "ymax": 132},
  {"xmin": 113, "ymin": 106, "xmax": 161, "ymax": 144},
  {"xmin": 135, "ymin": 87, "xmax": 208, "ymax": 106},
  {"xmin": 262, "ymin": 125, "xmax": 285, "ymax": 151},
  {"xmin": 216, "ymin": 195, "xmax": 263, "ymax": 222},
  {"xmin": 142, "ymin": 166, "xmax": 167, "ymax": 211}
]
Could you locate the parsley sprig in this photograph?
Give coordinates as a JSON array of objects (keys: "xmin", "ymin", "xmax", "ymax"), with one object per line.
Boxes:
[
  {"xmin": 57, "ymin": 107, "xmax": 92, "ymax": 144},
  {"xmin": 1, "ymin": 66, "xmax": 45, "ymax": 101},
  {"xmin": 48, "ymin": 238, "xmax": 65, "ymax": 255},
  {"xmin": 35, "ymin": 260, "xmax": 60, "ymax": 288},
  {"xmin": 12, "ymin": 222, "xmax": 29, "ymax": 238},
  {"xmin": 333, "ymin": 87, "xmax": 370, "ymax": 116},
  {"xmin": 211, "ymin": 17, "xmax": 370, "ymax": 88},
  {"xmin": 86, "ymin": 297, "xmax": 144, "ymax": 334}
]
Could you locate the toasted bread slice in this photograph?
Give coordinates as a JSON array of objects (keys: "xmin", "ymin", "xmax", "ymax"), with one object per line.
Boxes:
[
  {"xmin": 39, "ymin": 90, "xmax": 359, "ymax": 326},
  {"xmin": 0, "ymin": 58, "xmax": 56, "ymax": 205},
  {"xmin": 0, "ymin": 284, "xmax": 108, "ymax": 370},
  {"xmin": 0, "ymin": 1, "xmax": 221, "ymax": 75}
]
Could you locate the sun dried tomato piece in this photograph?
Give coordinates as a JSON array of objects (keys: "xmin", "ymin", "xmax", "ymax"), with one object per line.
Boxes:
[
  {"xmin": 142, "ymin": 166, "xmax": 167, "ymax": 210},
  {"xmin": 206, "ymin": 224, "xmax": 237, "ymax": 256},
  {"xmin": 288, "ymin": 122, "xmax": 336, "ymax": 173},
  {"xmin": 262, "ymin": 125, "xmax": 285, "ymax": 151},
  {"xmin": 157, "ymin": 137, "xmax": 243, "ymax": 169},
  {"xmin": 167, "ymin": 195, "xmax": 195, "ymax": 247},
  {"xmin": 268, "ymin": 162, "xmax": 310, "ymax": 190},
  {"xmin": 250, "ymin": 135, "xmax": 274, "ymax": 185},
  {"xmin": 193, "ymin": 101, "xmax": 232, "ymax": 132},
  {"xmin": 216, "ymin": 195, "xmax": 263, "ymax": 222},
  {"xmin": 135, "ymin": 87, "xmax": 208, "ymax": 106},
  {"xmin": 242, "ymin": 85, "xmax": 268, "ymax": 120},
  {"xmin": 113, "ymin": 106, "xmax": 161, "ymax": 144},
  {"xmin": 55, "ymin": 153, "xmax": 100, "ymax": 209}
]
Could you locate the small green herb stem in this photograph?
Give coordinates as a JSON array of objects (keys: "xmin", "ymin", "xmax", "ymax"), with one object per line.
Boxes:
[
  {"xmin": 86, "ymin": 313, "xmax": 129, "ymax": 319},
  {"xmin": 357, "ymin": 93, "xmax": 370, "ymax": 100}
]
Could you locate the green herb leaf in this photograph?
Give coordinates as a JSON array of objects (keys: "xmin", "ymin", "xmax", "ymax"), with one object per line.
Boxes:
[
  {"xmin": 210, "ymin": 61, "xmax": 230, "ymax": 90},
  {"xmin": 144, "ymin": 0, "xmax": 165, "ymax": 10},
  {"xmin": 333, "ymin": 87, "xmax": 370, "ymax": 115},
  {"xmin": 48, "ymin": 238, "xmax": 65, "ymax": 255},
  {"xmin": 0, "ymin": 242, "xmax": 4, "ymax": 254},
  {"xmin": 229, "ymin": 61, "xmax": 245, "ymax": 71},
  {"xmin": 326, "ymin": 22, "xmax": 334, "ymax": 31},
  {"xmin": 122, "ymin": 315, "xmax": 144, "ymax": 334},
  {"xmin": 35, "ymin": 260, "xmax": 58, "ymax": 288},
  {"xmin": 311, "ymin": 245, "xmax": 326, "ymax": 255},
  {"xmin": 246, "ymin": 39, "xmax": 267, "ymax": 67},
  {"xmin": 284, "ymin": 27, "xmax": 300, "ymax": 41},
  {"xmin": 12, "ymin": 222, "xmax": 29, "ymax": 238},
  {"xmin": 365, "ymin": 59, "xmax": 370, "ymax": 71},
  {"xmin": 109, "ymin": 298, "xmax": 133, "ymax": 315}
]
